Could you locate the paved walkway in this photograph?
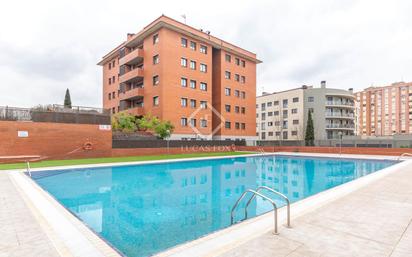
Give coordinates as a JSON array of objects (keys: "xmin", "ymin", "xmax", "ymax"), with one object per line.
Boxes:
[
  {"xmin": 0, "ymin": 172, "xmax": 60, "ymax": 257},
  {"xmin": 218, "ymin": 162, "xmax": 412, "ymax": 257}
]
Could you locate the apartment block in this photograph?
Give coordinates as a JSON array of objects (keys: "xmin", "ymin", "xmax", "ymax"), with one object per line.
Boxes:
[
  {"xmin": 355, "ymin": 82, "xmax": 412, "ymax": 136},
  {"xmin": 98, "ymin": 15, "xmax": 261, "ymax": 140},
  {"xmin": 256, "ymin": 81, "xmax": 355, "ymax": 140}
]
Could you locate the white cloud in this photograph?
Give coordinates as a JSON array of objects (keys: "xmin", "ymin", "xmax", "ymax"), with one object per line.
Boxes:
[{"xmin": 0, "ymin": 0, "xmax": 411, "ymax": 107}]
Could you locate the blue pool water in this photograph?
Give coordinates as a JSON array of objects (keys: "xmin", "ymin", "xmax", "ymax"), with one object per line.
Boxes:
[{"xmin": 32, "ymin": 155, "xmax": 397, "ymax": 257}]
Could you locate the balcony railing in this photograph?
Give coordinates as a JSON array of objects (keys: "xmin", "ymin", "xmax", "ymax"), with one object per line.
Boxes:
[
  {"xmin": 325, "ymin": 112, "xmax": 354, "ymax": 118},
  {"xmin": 119, "ymin": 68, "xmax": 144, "ymax": 84},
  {"xmin": 326, "ymin": 101, "xmax": 354, "ymax": 107},
  {"xmin": 122, "ymin": 106, "xmax": 144, "ymax": 116},
  {"xmin": 326, "ymin": 124, "xmax": 355, "ymax": 129},
  {"xmin": 119, "ymin": 48, "xmax": 144, "ymax": 66}
]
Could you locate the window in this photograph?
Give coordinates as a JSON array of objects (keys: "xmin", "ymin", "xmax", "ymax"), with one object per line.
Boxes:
[
  {"xmin": 225, "ymin": 54, "xmax": 231, "ymax": 62},
  {"xmin": 181, "ymin": 77, "xmax": 187, "ymax": 87},
  {"xmin": 283, "ymin": 110, "xmax": 288, "ymax": 118},
  {"xmin": 225, "ymin": 121, "xmax": 231, "ymax": 129},
  {"xmin": 225, "ymin": 105, "xmax": 231, "ymax": 112},
  {"xmin": 283, "ymin": 99, "xmax": 288, "ymax": 108},
  {"xmin": 181, "ymin": 38, "xmax": 187, "ymax": 47},
  {"xmin": 283, "ymin": 131, "xmax": 288, "ymax": 139},
  {"xmin": 108, "ymin": 93, "xmax": 111, "ymax": 100},
  {"xmin": 181, "ymin": 118, "xmax": 188, "ymax": 126},
  {"xmin": 241, "ymin": 107, "xmax": 245, "ymax": 114},
  {"xmin": 293, "ymin": 119, "xmax": 299, "ymax": 125},
  {"xmin": 274, "ymin": 101, "xmax": 279, "ymax": 106},
  {"xmin": 261, "ymin": 113, "xmax": 266, "ymax": 120},
  {"xmin": 269, "ymin": 132, "xmax": 273, "ymax": 136},
  {"xmin": 234, "ymin": 90, "xmax": 240, "ymax": 97},
  {"xmin": 153, "ymin": 75, "xmax": 159, "ymax": 85},
  {"xmin": 268, "ymin": 122, "xmax": 273, "ymax": 126},
  {"xmin": 241, "ymin": 60, "xmax": 246, "ymax": 67},
  {"xmin": 200, "ymin": 82, "xmax": 207, "ymax": 91},
  {"xmin": 153, "ymin": 34, "xmax": 159, "ymax": 44},
  {"xmin": 225, "ymin": 71, "xmax": 231, "ymax": 79},
  {"xmin": 240, "ymin": 76, "xmax": 245, "ymax": 84},
  {"xmin": 190, "ymin": 99, "xmax": 196, "ymax": 108},
  {"xmin": 267, "ymin": 102, "xmax": 272, "ymax": 107},
  {"xmin": 108, "ymin": 63, "xmax": 111, "ymax": 70},
  {"xmin": 200, "ymin": 45, "xmax": 207, "ymax": 54},
  {"xmin": 293, "ymin": 97, "xmax": 299, "ymax": 103},
  {"xmin": 153, "ymin": 96, "xmax": 159, "ymax": 106},
  {"xmin": 190, "ymin": 118, "xmax": 196, "ymax": 127},
  {"xmin": 308, "ymin": 96, "xmax": 314, "ymax": 102},
  {"xmin": 201, "ymin": 119, "xmax": 207, "ymax": 127},
  {"xmin": 241, "ymin": 123, "xmax": 245, "ymax": 129},
  {"xmin": 241, "ymin": 91, "xmax": 246, "ymax": 99},
  {"xmin": 225, "ymin": 88, "xmax": 231, "ymax": 96},
  {"xmin": 181, "ymin": 98, "xmax": 188, "ymax": 107},
  {"xmin": 261, "ymin": 103, "xmax": 266, "ymax": 111},
  {"xmin": 261, "ymin": 122, "xmax": 265, "ymax": 130},
  {"xmin": 190, "ymin": 80, "xmax": 196, "ymax": 89},
  {"xmin": 291, "ymin": 131, "xmax": 298, "ymax": 136},
  {"xmin": 108, "ymin": 78, "xmax": 112, "ymax": 85},
  {"xmin": 112, "ymin": 107, "xmax": 115, "ymax": 114},
  {"xmin": 292, "ymin": 108, "xmax": 298, "ymax": 114},
  {"xmin": 153, "ymin": 55, "xmax": 159, "ymax": 64},
  {"xmin": 200, "ymin": 101, "xmax": 207, "ymax": 109},
  {"xmin": 200, "ymin": 63, "xmax": 207, "ymax": 72},
  {"xmin": 112, "ymin": 91, "xmax": 116, "ymax": 99},
  {"xmin": 112, "ymin": 76, "xmax": 115, "ymax": 83},
  {"xmin": 235, "ymin": 58, "xmax": 240, "ymax": 65},
  {"xmin": 190, "ymin": 41, "xmax": 196, "ymax": 50},
  {"xmin": 235, "ymin": 74, "xmax": 240, "ymax": 82},
  {"xmin": 112, "ymin": 60, "xmax": 115, "ymax": 68},
  {"xmin": 181, "ymin": 58, "xmax": 187, "ymax": 67},
  {"xmin": 274, "ymin": 111, "xmax": 279, "ymax": 116},
  {"xmin": 235, "ymin": 122, "xmax": 240, "ymax": 129},
  {"xmin": 235, "ymin": 106, "xmax": 240, "ymax": 113},
  {"xmin": 268, "ymin": 111, "xmax": 273, "ymax": 116},
  {"xmin": 190, "ymin": 60, "xmax": 196, "ymax": 70}
]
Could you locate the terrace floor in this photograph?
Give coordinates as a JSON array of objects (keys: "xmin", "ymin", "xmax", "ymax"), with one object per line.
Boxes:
[
  {"xmin": 217, "ymin": 160, "xmax": 412, "ymax": 257},
  {"xmin": 0, "ymin": 172, "xmax": 60, "ymax": 257}
]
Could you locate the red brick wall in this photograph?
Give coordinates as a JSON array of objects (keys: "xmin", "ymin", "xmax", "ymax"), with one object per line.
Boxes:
[
  {"xmin": 237, "ymin": 146, "xmax": 412, "ymax": 156},
  {"xmin": 0, "ymin": 121, "xmax": 112, "ymax": 161}
]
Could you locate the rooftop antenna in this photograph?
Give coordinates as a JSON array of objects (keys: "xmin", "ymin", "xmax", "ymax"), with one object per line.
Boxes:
[{"xmin": 181, "ymin": 14, "xmax": 187, "ymax": 24}]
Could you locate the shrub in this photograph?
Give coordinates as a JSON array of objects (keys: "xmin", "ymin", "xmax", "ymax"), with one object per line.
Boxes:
[{"xmin": 111, "ymin": 112, "xmax": 137, "ymax": 132}]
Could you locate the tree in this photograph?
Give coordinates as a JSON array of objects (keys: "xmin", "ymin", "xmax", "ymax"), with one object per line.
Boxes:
[
  {"xmin": 64, "ymin": 88, "xmax": 72, "ymax": 108},
  {"xmin": 305, "ymin": 111, "xmax": 315, "ymax": 146},
  {"xmin": 154, "ymin": 120, "xmax": 174, "ymax": 139},
  {"xmin": 136, "ymin": 114, "xmax": 159, "ymax": 131},
  {"xmin": 111, "ymin": 112, "xmax": 137, "ymax": 132}
]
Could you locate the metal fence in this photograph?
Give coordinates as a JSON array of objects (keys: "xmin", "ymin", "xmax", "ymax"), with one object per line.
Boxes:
[
  {"xmin": 252, "ymin": 139, "xmax": 412, "ymax": 148},
  {"xmin": 0, "ymin": 106, "xmax": 110, "ymax": 125},
  {"xmin": 113, "ymin": 139, "xmax": 246, "ymax": 148}
]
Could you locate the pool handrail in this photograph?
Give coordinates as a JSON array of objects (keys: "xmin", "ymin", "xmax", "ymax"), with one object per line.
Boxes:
[
  {"xmin": 244, "ymin": 186, "xmax": 291, "ymax": 228},
  {"xmin": 397, "ymin": 153, "xmax": 412, "ymax": 161},
  {"xmin": 230, "ymin": 189, "xmax": 280, "ymax": 234}
]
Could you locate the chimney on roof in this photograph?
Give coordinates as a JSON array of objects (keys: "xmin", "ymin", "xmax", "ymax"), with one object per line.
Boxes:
[
  {"xmin": 321, "ymin": 80, "xmax": 326, "ymax": 88},
  {"xmin": 348, "ymin": 88, "xmax": 353, "ymax": 93},
  {"xmin": 262, "ymin": 92, "xmax": 270, "ymax": 96},
  {"xmin": 127, "ymin": 33, "xmax": 135, "ymax": 40}
]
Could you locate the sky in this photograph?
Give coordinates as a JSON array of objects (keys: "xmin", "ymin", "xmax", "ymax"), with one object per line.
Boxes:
[{"xmin": 0, "ymin": 0, "xmax": 411, "ymax": 108}]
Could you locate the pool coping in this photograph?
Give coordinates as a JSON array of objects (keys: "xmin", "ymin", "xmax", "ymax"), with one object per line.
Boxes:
[{"xmin": 7, "ymin": 152, "xmax": 412, "ymax": 257}]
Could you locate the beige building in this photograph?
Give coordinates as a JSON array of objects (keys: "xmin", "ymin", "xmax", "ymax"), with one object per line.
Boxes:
[
  {"xmin": 355, "ymin": 82, "xmax": 412, "ymax": 136},
  {"xmin": 256, "ymin": 81, "xmax": 355, "ymax": 140}
]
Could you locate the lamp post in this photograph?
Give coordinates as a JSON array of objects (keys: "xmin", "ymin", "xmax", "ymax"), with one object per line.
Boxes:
[{"xmin": 338, "ymin": 131, "xmax": 343, "ymax": 156}]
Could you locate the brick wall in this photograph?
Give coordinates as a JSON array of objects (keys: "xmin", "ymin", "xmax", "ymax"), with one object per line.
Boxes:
[{"xmin": 0, "ymin": 121, "xmax": 112, "ymax": 161}]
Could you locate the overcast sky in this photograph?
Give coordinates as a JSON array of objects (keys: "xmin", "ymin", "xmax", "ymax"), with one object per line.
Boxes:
[{"xmin": 0, "ymin": 0, "xmax": 411, "ymax": 108}]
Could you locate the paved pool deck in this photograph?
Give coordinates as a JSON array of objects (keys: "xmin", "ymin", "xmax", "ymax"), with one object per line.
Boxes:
[{"xmin": 217, "ymin": 159, "xmax": 412, "ymax": 257}]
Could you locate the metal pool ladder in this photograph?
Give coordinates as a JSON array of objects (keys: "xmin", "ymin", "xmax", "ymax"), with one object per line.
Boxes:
[
  {"xmin": 397, "ymin": 153, "xmax": 412, "ymax": 161},
  {"xmin": 230, "ymin": 187, "xmax": 291, "ymax": 235}
]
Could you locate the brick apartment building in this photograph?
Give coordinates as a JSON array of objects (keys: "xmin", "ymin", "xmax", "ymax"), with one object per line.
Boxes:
[
  {"xmin": 355, "ymin": 82, "xmax": 412, "ymax": 136},
  {"xmin": 98, "ymin": 15, "xmax": 261, "ymax": 140}
]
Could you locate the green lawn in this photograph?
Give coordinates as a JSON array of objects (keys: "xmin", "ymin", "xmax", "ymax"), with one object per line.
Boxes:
[{"xmin": 0, "ymin": 151, "xmax": 254, "ymax": 170}]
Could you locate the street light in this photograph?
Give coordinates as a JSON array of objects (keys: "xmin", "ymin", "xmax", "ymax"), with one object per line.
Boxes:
[
  {"xmin": 338, "ymin": 131, "xmax": 343, "ymax": 156},
  {"xmin": 166, "ymin": 129, "xmax": 171, "ymax": 154}
]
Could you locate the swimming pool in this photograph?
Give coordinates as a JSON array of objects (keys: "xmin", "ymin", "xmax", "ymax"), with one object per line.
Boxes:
[{"xmin": 31, "ymin": 155, "xmax": 398, "ymax": 257}]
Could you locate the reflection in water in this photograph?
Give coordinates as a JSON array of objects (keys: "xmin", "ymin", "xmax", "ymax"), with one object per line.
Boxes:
[{"xmin": 34, "ymin": 156, "xmax": 396, "ymax": 257}]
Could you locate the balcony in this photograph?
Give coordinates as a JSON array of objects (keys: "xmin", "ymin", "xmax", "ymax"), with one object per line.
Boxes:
[
  {"xmin": 326, "ymin": 123, "xmax": 355, "ymax": 130},
  {"xmin": 126, "ymin": 106, "xmax": 144, "ymax": 116},
  {"xmin": 325, "ymin": 101, "xmax": 354, "ymax": 108},
  {"xmin": 325, "ymin": 112, "xmax": 355, "ymax": 119},
  {"xmin": 119, "ymin": 87, "xmax": 145, "ymax": 101},
  {"xmin": 119, "ymin": 49, "xmax": 144, "ymax": 66},
  {"xmin": 119, "ymin": 68, "xmax": 144, "ymax": 84}
]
